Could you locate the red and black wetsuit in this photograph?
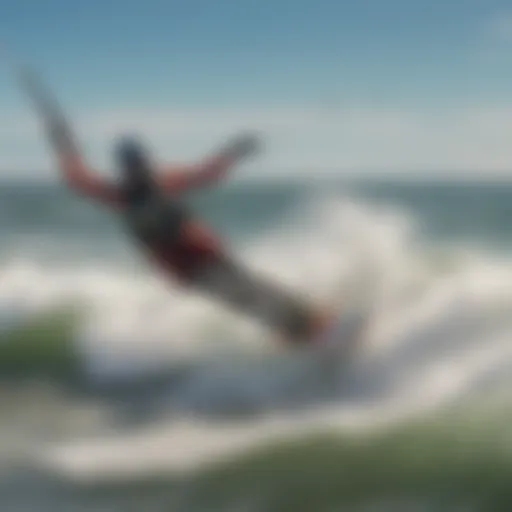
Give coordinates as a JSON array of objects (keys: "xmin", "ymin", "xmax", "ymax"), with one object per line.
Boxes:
[{"xmin": 59, "ymin": 150, "xmax": 231, "ymax": 283}]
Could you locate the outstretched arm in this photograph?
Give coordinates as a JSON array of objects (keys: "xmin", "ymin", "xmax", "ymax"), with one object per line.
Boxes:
[
  {"xmin": 17, "ymin": 68, "xmax": 121, "ymax": 207},
  {"xmin": 158, "ymin": 133, "xmax": 260, "ymax": 194}
]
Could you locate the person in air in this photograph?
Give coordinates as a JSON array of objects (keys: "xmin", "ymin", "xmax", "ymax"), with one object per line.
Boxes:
[{"xmin": 18, "ymin": 69, "xmax": 331, "ymax": 345}]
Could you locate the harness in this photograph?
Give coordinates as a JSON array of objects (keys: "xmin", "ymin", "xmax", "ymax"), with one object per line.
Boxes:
[{"xmin": 124, "ymin": 190, "xmax": 190, "ymax": 246}]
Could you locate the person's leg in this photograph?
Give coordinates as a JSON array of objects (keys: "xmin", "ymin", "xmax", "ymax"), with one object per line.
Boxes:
[{"xmin": 192, "ymin": 257, "xmax": 322, "ymax": 343}]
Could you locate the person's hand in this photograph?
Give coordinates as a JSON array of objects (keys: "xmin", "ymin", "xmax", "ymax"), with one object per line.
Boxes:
[{"xmin": 223, "ymin": 132, "xmax": 261, "ymax": 160}]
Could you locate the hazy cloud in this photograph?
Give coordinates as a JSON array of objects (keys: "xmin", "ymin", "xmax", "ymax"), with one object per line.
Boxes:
[{"xmin": 1, "ymin": 105, "xmax": 512, "ymax": 179}]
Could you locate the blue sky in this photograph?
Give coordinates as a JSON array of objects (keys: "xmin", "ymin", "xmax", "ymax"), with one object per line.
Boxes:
[{"xmin": 1, "ymin": 0, "xmax": 512, "ymax": 178}]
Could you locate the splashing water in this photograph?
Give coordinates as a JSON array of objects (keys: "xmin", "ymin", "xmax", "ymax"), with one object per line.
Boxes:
[{"xmin": 0, "ymin": 181, "xmax": 512, "ymax": 485}]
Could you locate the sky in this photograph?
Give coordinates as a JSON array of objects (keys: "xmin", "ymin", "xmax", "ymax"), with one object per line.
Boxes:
[{"xmin": 1, "ymin": 0, "xmax": 512, "ymax": 179}]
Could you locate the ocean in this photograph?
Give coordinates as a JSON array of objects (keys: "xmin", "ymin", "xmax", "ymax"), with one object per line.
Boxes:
[{"xmin": 1, "ymin": 176, "xmax": 512, "ymax": 511}]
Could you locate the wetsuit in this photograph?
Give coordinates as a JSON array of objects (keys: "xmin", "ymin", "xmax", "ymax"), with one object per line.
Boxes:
[{"xmin": 59, "ymin": 148, "xmax": 231, "ymax": 282}]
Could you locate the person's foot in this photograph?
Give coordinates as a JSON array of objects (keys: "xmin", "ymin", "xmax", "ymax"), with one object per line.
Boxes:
[
  {"xmin": 271, "ymin": 308, "xmax": 337, "ymax": 348},
  {"xmin": 307, "ymin": 308, "xmax": 337, "ymax": 344}
]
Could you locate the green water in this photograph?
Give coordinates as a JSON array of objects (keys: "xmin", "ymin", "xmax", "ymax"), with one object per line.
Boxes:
[
  {"xmin": 55, "ymin": 404, "xmax": 512, "ymax": 512},
  {"xmin": 0, "ymin": 308, "xmax": 80, "ymax": 382}
]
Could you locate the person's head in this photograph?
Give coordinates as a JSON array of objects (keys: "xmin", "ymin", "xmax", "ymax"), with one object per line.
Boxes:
[{"xmin": 114, "ymin": 136, "xmax": 154, "ymax": 192}]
